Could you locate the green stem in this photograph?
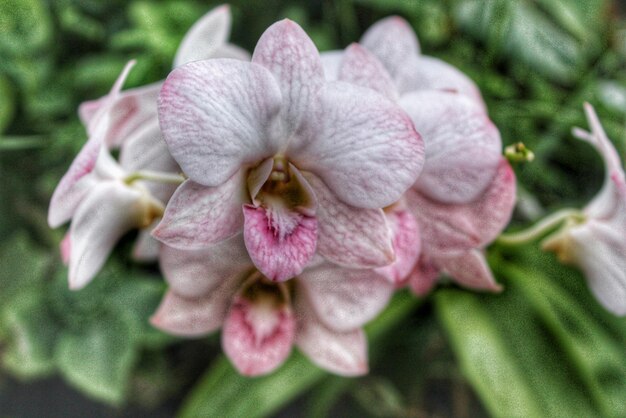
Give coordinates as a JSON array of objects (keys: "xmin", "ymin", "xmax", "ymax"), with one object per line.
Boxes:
[
  {"xmin": 497, "ymin": 208, "xmax": 584, "ymax": 245},
  {"xmin": 124, "ymin": 170, "xmax": 185, "ymax": 185}
]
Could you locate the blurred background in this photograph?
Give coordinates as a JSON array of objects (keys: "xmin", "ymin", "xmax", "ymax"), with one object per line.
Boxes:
[{"xmin": 1, "ymin": 0, "xmax": 625, "ymax": 416}]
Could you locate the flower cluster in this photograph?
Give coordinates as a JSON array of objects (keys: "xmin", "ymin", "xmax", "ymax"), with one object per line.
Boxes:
[{"xmin": 62, "ymin": 6, "xmax": 626, "ymax": 377}]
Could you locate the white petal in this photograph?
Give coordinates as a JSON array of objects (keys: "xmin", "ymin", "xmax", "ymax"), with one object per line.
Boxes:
[
  {"xmin": 158, "ymin": 59, "xmax": 282, "ymax": 186},
  {"xmin": 298, "ymin": 263, "xmax": 393, "ymax": 331},
  {"xmin": 68, "ymin": 182, "xmax": 144, "ymax": 289},
  {"xmin": 174, "ymin": 5, "xmax": 232, "ymax": 68}
]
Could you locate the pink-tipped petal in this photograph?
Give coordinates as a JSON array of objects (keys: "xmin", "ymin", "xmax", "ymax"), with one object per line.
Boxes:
[
  {"xmin": 298, "ymin": 264, "xmax": 393, "ymax": 331},
  {"xmin": 305, "ymin": 173, "xmax": 394, "ymax": 268},
  {"xmin": 150, "ymin": 285, "xmax": 237, "ymax": 337},
  {"xmin": 295, "ymin": 293, "xmax": 368, "ymax": 376},
  {"xmin": 252, "ymin": 19, "xmax": 324, "ymax": 138},
  {"xmin": 435, "ymin": 250, "xmax": 502, "ymax": 292},
  {"xmin": 407, "ymin": 158, "xmax": 516, "ymax": 254},
  {"xmin": 158, "ymin": 59, "xmax": 282, "ymax": 186},
  {"xmin": 294, "ymin": 81, "xmax": 424, "ymax": 209},
  {"xmin": 68, "ymin": 182, "xmax": 145, "ymax": 290},
  {"xmin": 60, "ymin": 232, "xmax": 71, "ymax": 265},
  {"xmin": 152, "ymin": 171, "xmax": 247, "ymax": 249},
  {"xmin": 243, "ymin": 204, "xmax": 317, "ymax": 282},
  {"xmin": 48, "ymin": 139, "xmax": 101, "ymax": 227},
  {"xmin": 173, "ymin": 5, "xmax": 232, "ymax": 68},
  {"xmin": 375, "ymin": 208, "xmax": 421, "ymax": 284},
  {"xmin": 81, "ymin": 60, "xmax": 138, "ymax": 137},
  {"xmin": 396, "ymin": 56, "xmax": 485, "ymax": 107},
  {"xmin": 339, "ymin": 43, "xmax": 397, "ymax": 101},
  {"xmin": 400, "ymin": 90, "xmax": 501, "ymax": 204},
  {"xmin": 408, "ymin": 255, "xmax": 440, "ymax": 296},
  {"xmin": 360, "ymin": 16, "xmax": 420, "ymax": 80},
  {"xmin": 159, "ymin": 235, "xmax": 250, "ymax": 298},
  {"xmin": 222, "ymin": 296, "xmax": 296, "ymax": 376}
]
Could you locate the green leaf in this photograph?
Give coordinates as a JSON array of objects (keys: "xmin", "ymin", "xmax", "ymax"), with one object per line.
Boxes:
[
  {"xmin": 0, "ymin": 232, "xmax": 50, "ymax": 305},
  {"xmin": 1, "ymin": 295, "xmax": 57, "ymax": 379},
  {"xmin": 436, "ymin": 248, "xmax": 626, "ymax": 417},
  {"xmin": 55, "ymin": 317, "xmax": 138, "ymax": 405},
  {"xmin": 502, "ymin": 261, "xmax": 626, "ymax": 417},
  {"xmin": 0, "ymin": 75, "xmax": 14, "ymax": 133},
  {"xmin": 178, "ymin": 292, "xmax": 421, "ymax": 418},
  {"xmin": 435, "ymin": 290, "xmax": 545, "ymax": 417},
  {"xmin": 452, "ymin": 0, "xmax": 605, "ymax": 83},
  {"xmin": 0, "ymin": 0, "xmax": 53, "ymax": 57}
]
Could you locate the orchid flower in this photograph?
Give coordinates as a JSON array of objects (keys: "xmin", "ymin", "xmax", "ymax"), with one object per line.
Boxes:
[
  {"xmin": 150, "ymin": 234, "xmax": 394, "ymax": 376},
  {"xmin": 322, "ymin": 16, "xmax": 485, "ymax": 108},
  {"xmin": 324, "ymin": 41, "xmax": 514, "ymax": 290},
  {"xmin": 49, "ymin": 6, "xmax": 246, "ymax": 287},
  {"xmin": 153, "ymin": 19, "xmax": 425, "ymax": 282},
  {"xmin": 542, "ymin": 104, "xmax": 626, "ymax": 315}
]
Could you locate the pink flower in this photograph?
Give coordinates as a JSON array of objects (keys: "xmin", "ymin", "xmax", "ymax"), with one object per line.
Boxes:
[
  {"xmin": 150, "ymin": 234, "xmax": 394, "ymax": 376},
  {"xmin": 49, "ymin": 6, "xmax": 248, "ymax": 287},
  {"xmin": 324, "ymin": 41, "xmax": 514, "ymax": 291},
  {"xmin": 543, "ymin": 104, "xmax": 626, "ymax": 315},
  {"xmin": 322, "ymin": 16, "xmax": 484, "ymax": 108},
  {"xmin": 153, "ymin": 19, "xmax": 425, "ymax": 282}
]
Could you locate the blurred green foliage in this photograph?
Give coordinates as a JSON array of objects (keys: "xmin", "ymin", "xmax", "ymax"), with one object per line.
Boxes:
[{"xmin": 1, "ymin": 0, "xmax": 625, "ymax": 416}]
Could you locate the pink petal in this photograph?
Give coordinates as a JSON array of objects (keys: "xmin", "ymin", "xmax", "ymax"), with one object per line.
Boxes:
[
  {"xmin": 407, "ymin": 255, "xmax": 440, "ymax": 296},
  {"xmin": 48, "ymin": 138, "xmax": 100, "ymax": 227},
  {"xmin": 298, "ymin": 264, "xmax": 393, "ymax": 331},
  {"xmin": 243, "ymin": 204, "xmax": 317, "ymax": 282},
  {"xmin": 338, "ymin": 43, "xmax": 397, "ymax": 101},
  {"xmin": 150, "ymin": 284, "xmax": 238, "ymax": 336},
  {"xmin": 295, "ymin": 293, "xmax": 368, "ymax": 376},
  {"xmin": 132, "ymin": 222, "xmax": 161, "ymax": 262},
  {"xmin": 252, "ymin": 19, "xmax": 324, "ymax": 138},
  {"xmin": 375, "ymin": 208, "xmax": 421, "ymax": 284},
  {"xmin": 435, "ymin": 250, "xmax": 502, "ymax": 292},
  {"xmin": 407, "ymin": 158, "xmax": 516, "ymax": 254},
  {"xmin": 82, "ymin": 80, "xmax": 161, "ymax": 148},
  {"xmin": 152, "ymin": 171, "xmax": 247, "ymax": 249},
  {"xmin": 159, "ymin": 235, "xmax": 251, "ymax": 298},
  {"xmin": 293, "ymin": 81, "xmax": 424, "ymax": 209},
  {"xmin": 80, "ymin": 60, "xmax": 138, "ymax": 137},
  {"xmin": 222, "ymin": 295, "xmax": 296, "ymax": 376},
  {"xmin": 60, "ymin": 232, "xmax": 71, "ymax": 265},
  {"xmin": 360, "ymin": 16, "xmax": 420, "ymax": 80},
  {"xmin": 304, "ymin": 173, "xmax": 394, "ymax": 268},
  {"xmin": 574, "ymin": 103, "xmax": 626, "ymax": 220},
  {"xmin": 396, "ymin": 56, "xmax": 485, "ymax": 107},
  {"xmin": 158, "ymin": 59, "xmax": 282, "ymax": 186},
  {"xmin": 173, "ymin": 5, "xmax": 232, "ymax": 68},
  {"xmin": 68, "ymin": 182, "xmax": 147, "ymax": 290},
  {"xmin": 400, "ymin": 90, "xmax": 501, "ymax": 204}
]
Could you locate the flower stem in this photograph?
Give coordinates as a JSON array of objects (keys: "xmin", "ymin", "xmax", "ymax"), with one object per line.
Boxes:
[
  {"xmin": 497, "ymin": 208, "xmax": 584, "ymax": 245},
  {"xmin": 125, "ymin": 170, "xmax": 185, "ymax": 185}
]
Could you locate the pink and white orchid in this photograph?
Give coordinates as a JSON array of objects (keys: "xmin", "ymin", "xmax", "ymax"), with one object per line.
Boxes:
[
  {"xmin": 324, "ymin": 41, "xmax": 514, "ymax": 290},
  {"xmin": 150, "ymin": 234, "xmax": 394, "ymax": 376},
  {"xmin": 49, "ymin": 6, "xmax": 246, "ymax": 288},
  {"xmin": 542, "ymin": 104, "xmax": 626, "ymax": 315},
  {"xmin": 360, "ymin": 16, "xmax": 485, "ymax": 108},
  {"xmin": 153, "ymin": 19, "xmax": 425, "ymax": 282}
]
